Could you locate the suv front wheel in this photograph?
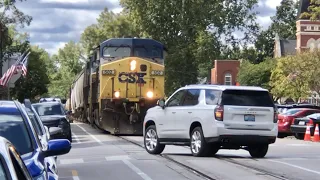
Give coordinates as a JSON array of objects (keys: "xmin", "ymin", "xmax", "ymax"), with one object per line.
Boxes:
[{"xmin": 144, "ymin": 125, "xmax": 165, "ymax": 154}]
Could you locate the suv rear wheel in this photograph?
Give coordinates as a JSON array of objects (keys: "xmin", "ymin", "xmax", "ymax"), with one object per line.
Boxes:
[
  {"xmin": 248, "ymin": 144, "xmax": 269, "ymax": 158},
  {"xmin": 190, "ymin": 127, "xmax": 211, "ymax": 157},
  {"xmin": 144, "ymin": 125, "xmax": 165, "ymax": 154}
]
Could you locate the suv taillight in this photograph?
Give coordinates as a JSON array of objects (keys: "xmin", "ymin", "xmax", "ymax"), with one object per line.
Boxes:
[
  {"xmin": 215, "ymin": 105, "xmax": 224, "ymax": 121},
  {"xmin": 273, "ymin": 110, "xmax": 278, "ymax": 123}
]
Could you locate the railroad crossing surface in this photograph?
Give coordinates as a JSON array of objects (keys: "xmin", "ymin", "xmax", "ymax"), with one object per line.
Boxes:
[{"xmin": 58, "ymin": 122, "xmax": 320, "ymax": 180}]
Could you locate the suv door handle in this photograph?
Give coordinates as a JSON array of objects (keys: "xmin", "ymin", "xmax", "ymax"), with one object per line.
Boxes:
[
  {"xmin": 188, "ymin": 112, "xmax": 192, "ymax": 114},
  {"xmin": 172, "ymin": 112, "xmax": 176, "ymax": 114}
]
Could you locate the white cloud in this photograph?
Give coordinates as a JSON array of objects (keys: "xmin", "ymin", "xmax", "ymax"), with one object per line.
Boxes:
[{"xmin": 264, "ymin": 0, "xmax": 281, "ymax": 9}]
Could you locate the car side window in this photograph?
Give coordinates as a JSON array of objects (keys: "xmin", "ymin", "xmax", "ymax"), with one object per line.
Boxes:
[
  {"xmin": 28, "ymin": 114, "xmax": 44, "ymax": 136},
  {"xmin": 181, "ymin": 89, "xmax": 200, "ymax": 106},
  {"xmin": 9, "ymin": 148, "xmax": 29, "ymax": 180},
  {"xmin": 0, "ymin": 155, "xmax": 8, "ymax": 180},
  {"xmin": 166, "ymin": 90, "xmax": 185, "ymax": 107},
  {"xmin": 205, "ymin": 89, "xmax": 221, "ymax": 105}
]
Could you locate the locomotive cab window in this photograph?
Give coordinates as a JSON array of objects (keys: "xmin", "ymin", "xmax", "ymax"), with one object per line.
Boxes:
[{"xmin": 103, "ymin": 47, "xmax": 131, "ymax": 58}]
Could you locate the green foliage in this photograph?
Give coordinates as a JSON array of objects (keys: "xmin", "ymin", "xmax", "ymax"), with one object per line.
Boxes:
[
  {"xmin": 80, "ymin": 8, "xmax": 140, "ymax": 54},
  {"xmin": 300, "ymin": 0, "xmax": 320, "ymax": 20},
  {"xmin": 248, "ymin": 0, "xmax": 298, "ymax": 63},
  {"xmin": 0, "ymin": 0, "xmax": 32, "ymax": 28},
  {"xmin": 11, "ymin": 46, "xmax": 50, "ymax": 102},
  {"xmin": 120, "ymin": 0, "xmax": 260, "ymax": 94},
  {"xmin": 270, "ymin": 54, "xmax": 311, "ymax": 102},
  {"xmin": 270, "ymin": 0, "xmax": 298, "ymax": 39},
  {"xmin": 237, "ymin": 58, "xmax": 276, "ymax": 90},
  {"xmin": 48, "ymin": 41, "xmax": 85, "ymax": 98}
]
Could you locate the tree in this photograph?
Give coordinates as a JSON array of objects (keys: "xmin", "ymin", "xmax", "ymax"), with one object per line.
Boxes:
[
  {"xmin": 302, "ymin": 50, "xmax": 320, "ymax": 96},
  {"xmin": 120, "ymin": 0, "xmax": 260, "ymax": 94},
  {"xmin": 11, "ymin": 46, "xmax": 50, "ymax": 102},
  {"xmin": 270, "ymin": 0, "xmax": 298, "ymax": 39},
  {"xmin": 300, "ymin": 0, "xmax": 320, "ymax": 20},
  {"xmin": 0, "ymin": 0, "xmax": 32, "ymax": 76},
  {"xmin": 0, "ymin": 0, "xmax": 32, "ymax": 28},
  {"xmin": 251, "ymin": 0, "xmax": 298, "ymax": 62},
  {"xmin": 270, "ymin": 54, "xmax": 311, "ymax": 102},
  {"xmin": 80, "ymin": 8, "xmax": 140, "ymax": 54},
  {"xmin": 48, "ymin": 41, "xmax": 85, "ymax": 98},
  {"xmin": 237, "ymin": 58, "xmax": 276, "ymax": 90}
]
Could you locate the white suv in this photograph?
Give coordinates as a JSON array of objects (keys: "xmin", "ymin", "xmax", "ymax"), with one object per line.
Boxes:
[{"xmin": 143, "ymin": 85, "xmax": 278, "ymax": 158}]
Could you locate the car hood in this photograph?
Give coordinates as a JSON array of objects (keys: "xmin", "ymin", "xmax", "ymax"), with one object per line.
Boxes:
[{"xmin": 40, "ymin": 115, "xmax": 66, "ymax": 122}]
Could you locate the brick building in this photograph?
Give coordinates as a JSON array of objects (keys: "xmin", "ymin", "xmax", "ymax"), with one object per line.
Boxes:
[
  {"xmin": 210, "ymin": 60, "xmax": 240, "ymax": 85},
  {"xmin": 274, "ymin": 0, "xmax": 320, "ymax": 105},
  {"xmin": 274, "ymin": 0, "xmax": 320, "ymax": 57}
]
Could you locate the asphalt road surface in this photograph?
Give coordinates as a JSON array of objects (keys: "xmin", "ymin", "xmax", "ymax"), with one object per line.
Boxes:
[{"xmin": 58, "ymin": 122, "xmax": 320, "ymax": 180}]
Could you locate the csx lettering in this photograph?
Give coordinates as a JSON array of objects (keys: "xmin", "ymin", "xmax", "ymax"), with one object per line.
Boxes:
[{"xmin": 118, "ymin": 72, "xmax": 147, "ymax": 84}]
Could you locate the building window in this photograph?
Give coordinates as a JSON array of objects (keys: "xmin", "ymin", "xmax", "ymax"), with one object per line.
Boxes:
[{"xmin": 224, "ymin": 73, "xmax": 232, "ymax": 85}]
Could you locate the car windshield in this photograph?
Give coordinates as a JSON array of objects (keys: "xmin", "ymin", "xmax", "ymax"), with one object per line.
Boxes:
[
  {"xmin": 0, "ymin": 158, "xmax": 7, "ymax": 180},
  {"xmin": 0, "ymin": 114, "xmax": 33, "ymax": 155},
  {"xmin": 307, "ymin": 113, "xmax": 320, "ymax": 119},
  {"xmin": 281, "ymin": 109, "xmax": 301, "ymax": 115},
  {"xmin": 33, "ymin": 104, "xmax": 65, "ymax": 116}
]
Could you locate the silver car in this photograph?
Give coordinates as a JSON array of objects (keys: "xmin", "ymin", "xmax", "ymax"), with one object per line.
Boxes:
[{"xmin": 0, "ymin": 136, "xmax": 32, "ymax": 180}]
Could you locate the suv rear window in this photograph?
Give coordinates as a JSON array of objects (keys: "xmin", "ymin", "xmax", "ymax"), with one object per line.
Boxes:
[{"xmin": 221, "ymin": 90, "xmax": 274, "ymax": 107}]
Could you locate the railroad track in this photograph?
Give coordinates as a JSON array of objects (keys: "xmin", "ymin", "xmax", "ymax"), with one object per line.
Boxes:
[
  {"xmin": 119, "ymin": 136, "xmax": 290, "ymax": 180},
  {"xmin": 87, "ymin": 121, "xmax": 290, "ymax": 180}
]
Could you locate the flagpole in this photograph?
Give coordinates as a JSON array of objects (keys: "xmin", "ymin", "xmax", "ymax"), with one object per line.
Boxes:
[{"xmin": 7, "ymin": 57, "xmax": 9, "ymax": 100}]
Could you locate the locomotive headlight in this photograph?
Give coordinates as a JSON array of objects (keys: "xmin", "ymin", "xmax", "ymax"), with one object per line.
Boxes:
[
  {"xmin": 146, "ymin": 91, "xmax": 154, "ymax": 98},
  {"xmin": 114, "ymin": 91, "xmax": 120, "ymax": 98},
  {"xmin": 130, "ymin": 60, "xmax": 137, "ymax": 71}
]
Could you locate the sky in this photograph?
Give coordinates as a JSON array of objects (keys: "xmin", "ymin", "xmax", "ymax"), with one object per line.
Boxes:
[{"xmin": 15, "ymin": 0, "xmax": 282, "ymax": 55}]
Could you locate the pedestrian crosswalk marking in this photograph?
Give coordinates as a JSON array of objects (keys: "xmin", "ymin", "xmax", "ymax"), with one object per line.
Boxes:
[
  {"xmin": 60, "ymin": 159, "xmax": 84, "ymax": 165},
  {"xmin": 105, "ymin": 155, "xmax": 131, "ymax": 161}
]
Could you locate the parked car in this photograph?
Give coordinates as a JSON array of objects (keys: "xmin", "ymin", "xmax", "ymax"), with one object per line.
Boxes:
[
  {"xmin": 32, "ymin": 102, "xmax": 72, "ymax": 142},
  {"xmin": 0, "ymin": 100, "xmax": 71, "ymax": 180},
  {"xmin": 276, "ymin": 104, "xmax": 320, "ymax": 114},
  {"xmin": 39, "ymin": 98, "xmax": 61, "ymax": 103},
  {"xmin": 290, "ymin": 113, "xmax": 320, "ymax": 139},
  {"xmin": 0, "ymin": 136, "xmax": 33, "ymax": 180},
  {"xmin": 143, "ymin": 85, "xmax": 277, "ymax": 158},
  {"xmin": 23, "ymin": 99, "xmax": 58, "ymax": 169},
  {"xmin": 277, "ymin": 108, "xmax": 320, "ymax": 138}
]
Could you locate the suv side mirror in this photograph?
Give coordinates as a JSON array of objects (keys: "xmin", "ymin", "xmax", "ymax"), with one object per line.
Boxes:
[
  {"xmin": 157, "ymin": 99, "xmax": 166, "ymax": 109},
  {"xmin": 44, "ymin": 139, "xmax": 71, "ymax": 157}
]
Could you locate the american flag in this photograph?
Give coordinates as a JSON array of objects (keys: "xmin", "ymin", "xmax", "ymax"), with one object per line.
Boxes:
[{"xmin": 0, "ymin": 51, "xmax": 30, "ymax": 87}]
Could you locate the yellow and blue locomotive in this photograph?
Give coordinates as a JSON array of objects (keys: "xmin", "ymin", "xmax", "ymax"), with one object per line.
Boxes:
[{"xmin": 81, "ymin": 38, "xmax": 166, "ymax": 135}]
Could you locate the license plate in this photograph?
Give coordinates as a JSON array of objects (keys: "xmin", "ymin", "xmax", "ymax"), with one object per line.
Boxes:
[
  {"xmin": 244, "ymin": 114, "xmax": 255, "ymax": 122},
  {"xmin": 299, "ymin": 121, "xmax": 305, "ymax": 125}
]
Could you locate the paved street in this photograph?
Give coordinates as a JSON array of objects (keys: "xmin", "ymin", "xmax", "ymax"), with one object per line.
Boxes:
[{"xmin": 58, "ymin": 122, "xmax": 320, "ymax": 180}]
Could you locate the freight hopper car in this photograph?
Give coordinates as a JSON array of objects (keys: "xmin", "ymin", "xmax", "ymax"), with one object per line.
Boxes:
[
  {"xmin": 87, "ymin": 38, "xmax": 166, "ymax": 135},
  {"xmin": 69, "ymin": 61, "xmax": 92, "ymax": 123}
]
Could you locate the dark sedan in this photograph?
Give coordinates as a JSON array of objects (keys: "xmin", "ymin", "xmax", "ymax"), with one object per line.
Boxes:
[
  {"xmin": 290, "ymin": 113, "xmax": 320, "ymax": 139},
  {"xmin": 32, "ymin": 102, "xmax": 72, "ymax": 142}
]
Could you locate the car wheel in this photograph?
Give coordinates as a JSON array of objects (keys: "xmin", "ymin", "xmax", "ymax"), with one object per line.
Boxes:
[
  {"xmin": 207, "ymin": 143, "xmax": 220, "ymax": 156},
  {"xmin": 294, "ymin": 133, "xmax": 304, "ymax": 140},
  {"xmin": 277, "ymin": 133, "xmax": 286, "ymax": 138},
  {"xmin": 144, "ymin": 125, "xmax": 165, "ymax": 154},
  {"xmin": 190, "ymin": 127, "xmax": 209, "ymax": 157},
  {"xmin": 248, "ymin": 144, "xmax": 269, "ymax": 158}
]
